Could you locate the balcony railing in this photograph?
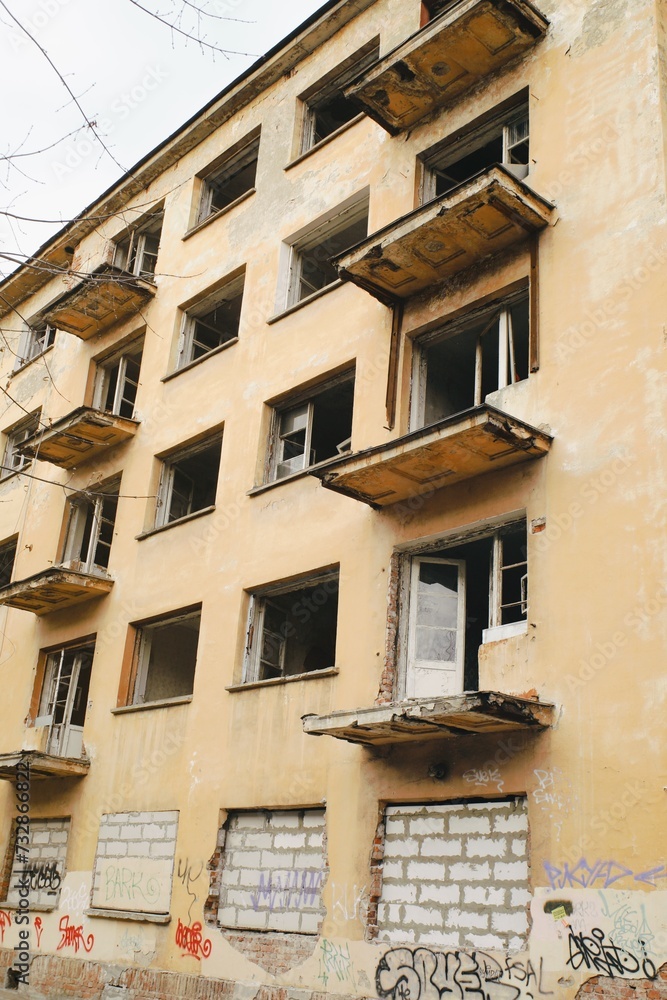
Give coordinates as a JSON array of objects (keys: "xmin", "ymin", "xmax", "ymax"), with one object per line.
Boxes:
[
  {"xmin": 0, "ymin": 567, "xmax": 113, "ymax": 616},
  {"xmin": 335, "ymin": 166, "xmax": 553, "ymax": 304},
  {"xmin": 21, "ymin": 406, "xmax": 138, "ymax": 470},
  {"xmin": 44, "ymin": 264, "xmax": 155, "ymax": 340},
  {"xmin": 345, "ymin": 0, "xmax": 548, "ymax": 134}
]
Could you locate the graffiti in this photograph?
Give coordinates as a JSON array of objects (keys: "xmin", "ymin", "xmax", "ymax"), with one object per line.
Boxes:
[
  {"xmin": 34, "ymin": 916, "xmax": 43, "ymax": 949},
  {"xmin": 463, "ymin": 767, "xmax": 504, "ymax": 793},
  {"xmin": 318, "ymin": 939, "xmax": 356, "ymax": 988},
  {"xmin": 176, "ymin": 857, "xmax": 205, "ymax": 923},
  {"xmin": 0, "ymin": 909, "xmax": 11, "ymax": 943},
  {"xmin": 330, "ymin": 881, "xmax": 369, "ymax": 923},
  {"xmin": 175, "ymin": 917, "xmax": 212, "ymax": 959},
  {"xmin": 26, "ymin": 860, "xmax": 61, "ymax": 892},
  {"xmin": 566, "ymin": 927, "xmax": 657, "ymax": 980},
  {"xmin": 250, "ymin": 869, "xmax": 323, "ymax": 912},
  {"xmin": 59, "ymin": 882, "xmax": 89, "ymax": 915},
  {"xmin": 533, "ymin": 770, "xmax": 566, "ymax": 809},
  {"xmin": 597, "ymin": 896, "xmax": 657, "ymax": 956},
  {"xmin": 544, "ymin": 858, "xmax": 667, "ymax": 889},
  {"xmin": 104, "ymin": 865, "xmax": 161, "ymax": 903},
  {"xmin": 57, "ymin": 915, "xmax": 94, "ymax": 954},
  {"xmin": 376, "ymin": 946, "xmax": 554, "ymax": 1000}
]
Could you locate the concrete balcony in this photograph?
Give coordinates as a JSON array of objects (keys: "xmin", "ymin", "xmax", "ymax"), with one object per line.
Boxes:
[
  {"xmin": 21, "ymin": 406, "xmax": 138, "ymax": 470},
  {"xmin": 311, "ymin": 405, "xmax": 551, "ymax": 508},
  {"xmin": 44, "ymin": 264, "xmax": 155, "ymax": 340},
  {"xmin": 0, "ymin": 749, "xmax": 89, "ymax": 781},
  {"xmin": 302, "ymin": 691, "xmax": 555, "ymax": 746},
  {"xmin": 0, "ymin": 567, "xmax": 113, "ymax": 616},
  {"xmin": 345, "ymin": 0, "xmax": 548, "ymax": 134},
  {"xmin": 335, "ymin": 166, "xmax": 553, "ymax": 304}
]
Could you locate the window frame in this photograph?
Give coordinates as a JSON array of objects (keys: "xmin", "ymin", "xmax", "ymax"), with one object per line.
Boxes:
[
  {"xmin": 266, "ymin": 368, "xmax": 355, "ymax": 483},
  {"xmin": 113, "ymin": 211, "xmax": 163, "ymax": 279},
  {"xmin": 154, "ymin": 433, "xmax": 222, "ymax": 529},
  {"xmin": 176, "ymin": 272, "xmax": 245, "ymax": 371},
  {"xmin": 1, "ymin": 411, "xmax": 41, "ymax": 481},
  {"xmin": 92, "ymin": 337, "xmax": 144, "ymax": 419},
  {"xmin": 60, "ymin": 479, "xmax": 120, "ymax": 576},
  {"xmin": 197, "ymin": 131, "xmax": 260, "ymax": 226},
  {"xmin": 34, "ymin": 640, "xmax": 96, "ymax": 758},
  {"xmin": 243, "ymin": 568, "xmax": 340, "ymax": 685},
  {"xmin": 0, "ymin": 536, "xmax": 18, "ymax": 588},
  {"xmin": 14, "ymin": 321, "xmax": 56, "ymax": 371},
  {"xmin": 130, "ymin": 606, "xmax": 201, "ymax": 706},
  {"xmin": 409, "ymin": 288, "xmax": 532, "ymax": 431}
]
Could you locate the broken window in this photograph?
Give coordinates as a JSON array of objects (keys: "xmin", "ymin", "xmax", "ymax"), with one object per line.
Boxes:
[
  {"xmin": 403, "ymin": 521, "xmax": 527, "ymax": 699},
  {"xmin": 114, "ymin": 212, "xmax": 163, "ymax": 279},
  {"xmin": 5, "ymin": 818, "xmax": 70, "ymax": 909},
  {"xmin": 300, "ymin": 42, "xmax": 379, "ymax": 153},
  {"xmin": 412, "ymin": 294, "xmax": 530, "ymax": 428},
  {"xmin": 155, "ymin": 434, "xmax": 222, "ymax": 527},
  {"xmin": 1, "ymin": 411, "xmax": 40, "ymax": 481},
  {"xmin": 244, "ymin": 570, "xmax": 339, "ymax": 683},
  {"xmin": 421, "ymin": 99, "xmax": 529, "ymax": 202},
  {"xmin": 0, "ymin": 537, "xmax": 17, "ymax": 588},
  {"xmin": 93, "ymin": 339, "xmax": 143, "ymax": 418},
  {"xmin": 130, "ymin": 607, "xmax": 201, "ymax": 704},
  {"xmin": 269, "ymin": 373, "xmax": 354, "ymax": 481},
  {"xmin": 35, "ymin": 642, "xmax": 95, "ymax": 758},
  {"xmin": 216, "ymin": 809, "xmax": 326, "ymax": 933},
  {"xmin": 287, "ymin": 198, "xmax": 368, "ymax": 306},
  {"xmin": 198, "ymin": 132, "xmax": 260, "ymax": 224},
  {"xmin": 61, "ymin": 480, "xmax": 120, "ymax": 575},
  {"xmin": 14, "ymin": 321, "xmax": 56, "ymax": 369},
  {"xmin": 177, "ymin": 273, "xmax": 244, "ymax": 369}
]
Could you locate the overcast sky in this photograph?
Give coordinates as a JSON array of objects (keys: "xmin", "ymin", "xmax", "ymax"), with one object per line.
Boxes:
[{"xmin": 0, "ymin": 0, "xmax": 324, "ymax": 275}]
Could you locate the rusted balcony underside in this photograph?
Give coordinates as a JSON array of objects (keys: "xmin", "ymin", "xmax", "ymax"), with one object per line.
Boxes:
[
  {"xmin": 345, "ymin": 0, "xmax": 548, "ymax": 134},
  {"xmin": 303, "ymin": 691, "xmax": 555, "ymax": 746},
  {"xmin": 336, "ymin": 167, "xmax": 553, "ymax": 304},
  {"xmin": 311, "ymin": 405, "xmax": 551, "ymax": 508},
  {"xmin": 21, "ymin": 407, "xmax": 138, "ymax": 469},
  {"xmin": 0, "ymin": 567, "xmax": 113, "ymax": 616},
  {"xmin": 45, "ymin": 265, "xmax": 155, "ymax": 340},
  {"xmin": 0, "ymin": 750, "xmax": 89, "ymax": 780}
]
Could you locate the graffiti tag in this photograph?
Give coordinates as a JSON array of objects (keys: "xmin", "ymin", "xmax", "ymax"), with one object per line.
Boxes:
[
  {"xmin": 175, "ymin": 917, "xmax": 212, "ymax": 959},
  {"xmin": 318, "ymin": 939, "xmax": 355, "ymax": 988},
  {"xmin": 544, "ymin": 859, "xmax": 667, "ymax": 889},
  {"xmin": 34, "ymin": 916, "xmax": 43, "ymax": 949},
  {"xmin": 0, "ymin": 909, "xmax": 11, "ymax": 943},
  {"xmin": 26, "ymin": 861, "xmax": 61, "ymax": 893},
  {"xmin": 57, "ymin": 915, "xmax": 94, "ymax": 954},
  {"xmin": 463, "ymin": 768, "xmax": 505, "ymax": 793},
  {"xmin": 567, "ymin": 927, "xmax": 656, "ymax": 980},
  {"xmin": 104, "ymin": 865, "xmax": 160, "ymax": 903},
  {"xmin": 250, "ymin": 869, "xmax": 323, "ymax": 912},
  {"xmin": 176, "ymin": 857, "xmax": 205, "ymax": 923}
]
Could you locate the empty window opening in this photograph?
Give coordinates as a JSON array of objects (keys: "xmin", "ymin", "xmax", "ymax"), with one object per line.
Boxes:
[
  {"xmin": 114, "ymin": 212, "xmax": 163, "ymax": 279},
  {"xmin": 15, "ymin": 321, "xmax": 56, "ymax": 369},
  {"xmin": 414, "ymin": 296, "xmax": 529, "ymax": 428},
  {"xmin": 0, "ymin": 537, "xmax": 17, "ymax": 588},
  {"xmin": 270, "ymin": 376, "xmax": 354, "ymax": 481},
  {"xmin": 156, "ymin": 436, "xmax": 222, "ymax": 527},
  {"xmin": 93, "ymin": 340, "xmax": 143, "ymax": 419},
  {"xmin": 131, "ymin": 608, "xmax": 201, "ymax": 704},
  {"xmin": 404, "ymin": 523, "xmax": 527, "ymax": 699},
  {"xmin": 301, "ymin": 43, "xmax": 379, "ymax": 153},
  {"xmin": 245, "ymin": 572, "xmax": 339, "ymax": 683},
  {"xmin": 35, "ymin": 643, "xmax": 95, "ymax": 758},
  {"xmin": 199, "ymin": 134, "xmax": 260, "ymax": 223},
  {"xmin": 178, "ymin": 275, "xmax": 244, "ymax": 369},
  {"xmin": 422, "ymin": 102, "xmax": 529, "ymax": 202},
  {"xmin": 61, "ymin": 481, "xmax": 119, "ymax": 575},
  {"xmin": 1, "ymin": 412, "xmax": 40, "ymax": 481},
  {"xmin": 288, "ymin": 200, "xmax": 369, "ymax": 306}
]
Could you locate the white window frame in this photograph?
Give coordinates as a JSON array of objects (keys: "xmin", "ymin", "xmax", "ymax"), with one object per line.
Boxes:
[
  {"xmin": 198, "ymin": 133, "xmax": 260, "ymax": 225},
  {"xmin": 92, "ymin": 340, "xmax": 143, "ymax": 419},
  {"xmin": 61, "ymin": 482, "xmax": 119, "ymax": 576},
  {"xmin": 14, "ymin": 322, "xmax": 56, "ymax": 370},
  {"xmin": 299, "ymin": 40, "xmax": 379, "ymax": 155},
  {"xmin": 1, "ymin": 412, "xmax": 40, "ymax": 481},
  {"xmin": 406, "ymin": 556, "xmax": 467, "ymax": 700},
  {"xmin": 155, "ymin": 435, "xmax": 222, "ymax": 528},
  {"xmin": 177, "ymin": 274, "xmax": 244, "ymax": 370},
  {"xmin": 35, "ymin": 643, "xmax": 95, "ymax": 758},
  {"xmin": 131, "ymin": 608, "xmax": 201, "ymax": 705},
  {"xmin": 113, "ymin": 213, "xmax": 163, "ymax": 279}
]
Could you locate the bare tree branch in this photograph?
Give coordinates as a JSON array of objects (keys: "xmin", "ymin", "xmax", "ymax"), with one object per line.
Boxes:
[{"xmin": 126, "ymin": 0, "xmax": 258, "ymax": 56}]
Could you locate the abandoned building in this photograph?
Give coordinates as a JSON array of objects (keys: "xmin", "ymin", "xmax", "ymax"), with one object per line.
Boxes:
[{"xmin": 0, "ymin": 0, "xmax": 665, "ymax": 997}]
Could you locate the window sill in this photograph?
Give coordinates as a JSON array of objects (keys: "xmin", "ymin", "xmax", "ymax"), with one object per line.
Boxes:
[
  {"xmin": 86, "ymin": 908, "xmax": 171, "ymax": 924},
  {"xmin": 248, "ymin": 451, "xmax": 351, "ymax": 497},
  {"xmin": 285, "ymin": 115, "xmax": 365, "ymax": 171},
  {"xmin": 482, "ymin": 621, "xmax": 528, "ymax": 644},
  {"xmin": 162, "ymin": 338, "xmax": 238, "ymax": 383},
  {"xmin": 1, "ymin": 901, "xmax": 56, "ymax": 913},
  {"xmin": 136, "ymin": 505, "xmax": 215, "ymax": 540},
  {"xmin": 112, "ymin": 695, "xmax": 193, "ymax": 715},
  {"xmin": 183, "ymin": 189, "xmax": 255, "ymax": 240},
  {"xmin": 227, "ymin": 667, "xmax": 338, "ymax": 692},
  {"xmin": 267, "ymin": 280, "xmax": 344, "ymax": 325},
  {"xmin": 9, "ymin": 344, "xmax": 55, "ymax": 378}
]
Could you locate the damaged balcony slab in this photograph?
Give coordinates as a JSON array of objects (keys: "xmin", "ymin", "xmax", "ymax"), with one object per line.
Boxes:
[
  {"xmin": 335, "ymin": 166, "xmax": 553, "ymax": 304},
  {"xmin": 44, "ymin": 264, "xmax": 155, "ymax": 340},
  {"xmin": 0, "ymin": 567, "xmax": 113, "ymax": 616},
  {"xmin": 0, "ymin": 750, "xmax": 89, "ymax": 781},
  {"xmin": 302, "ymin": 691, "xmax": 555, "ymax": 746},
  {"xmin": 311, "ymin": 404, "xmax": 551, "ymax": 508},
  {"xmin": 345, "ymin": 0, "xmax": 548, "ymax": 134},
  {"xmin": 20, "ymin": 406, "xmax": 139, "ymax": 469}
]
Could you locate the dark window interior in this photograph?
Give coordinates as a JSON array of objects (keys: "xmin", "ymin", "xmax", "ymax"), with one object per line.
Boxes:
[
  {"xmin": 141, "ymin": 615, "xmax": 200, "ymax": 702},
  {"xmin": 102, "ymin": 348, "xmax": 142, "ymax": 418},
  {"xmin": 203, "ymin": 139, "xmax": 259, "ymax": 219},
  {"xmin": 191, "ymin": 291, "xmax": 243, "ymax": 359},
  {"xmin": 0, "ymin": 539, "xmax": 17, "ymax": 588},
  {"xmin": 258, "ymin": 578, "xmax": 339, "ymax": 680},
  {"xmin": 298, "ymin": 214, "xmax": 368, "ymax": 300},
  {"xmin": 166, "ymin": 440, "xmax": 221, "ymax": 522},
  {"xmin": 275, "ymin": 379, "xmax": 354, "ymax": 479},
  {"xmin": 303, "ymin": 44, "xmax": 379, "ymax": 152}
]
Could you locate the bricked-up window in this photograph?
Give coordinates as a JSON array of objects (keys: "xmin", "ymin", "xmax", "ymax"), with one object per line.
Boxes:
[
  {"xmin": 217, "ymin": 810, "xmax": 326, "ymax": 933},
  {"xmin": 244, "ymin": 570, "xmax": 339, "ymax": 683},
  {"xmin": 198, "ymin": 131, "xmax": 260, "ymax": 225},
  {"xmin": 91, "ymin": 811, "xmax": 178, "ymax": 916},
  {"xmin": 155, "ymin": 434, "xmax": 222, "ymax": 527},
  {"xmin": 0, "ymin": 537, "xmax": 17, "ymax": 588},
  {"xmin": 299, "ymin": 41, "xmax": 379, "ymax": 154},
  {"xmin": 376, "ymin": 799, "xmax": 529, "ymax": 950},
  {"xmin": 5, "ymin": 818, "xmax": 70, "ymax": 909}
]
